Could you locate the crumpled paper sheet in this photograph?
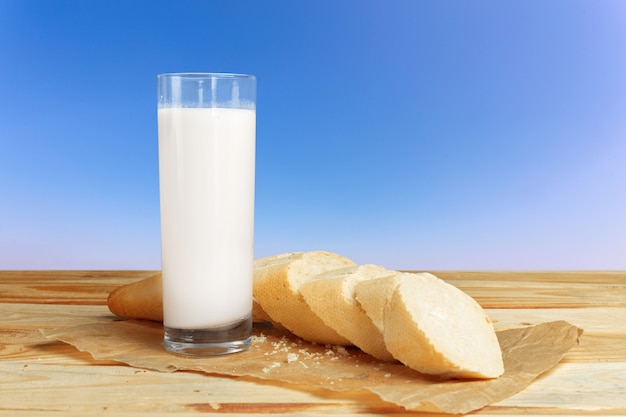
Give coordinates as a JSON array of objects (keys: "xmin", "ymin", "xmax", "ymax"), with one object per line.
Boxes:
[{"xmin": 43, "ymin": 319, "xmax": 581, "ymax": 415}]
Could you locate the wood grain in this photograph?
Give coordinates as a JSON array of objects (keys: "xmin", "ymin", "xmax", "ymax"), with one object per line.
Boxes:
[
  {"xmin": 1, "ymin": 270, "xmax": 625, "ymax": 416},
  {"xmin": 0, "ymin": 270, "xmax": 158, "ymax": 305}
]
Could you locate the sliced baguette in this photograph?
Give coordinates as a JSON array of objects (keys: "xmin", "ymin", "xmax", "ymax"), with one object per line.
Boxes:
[
  {"xmin": 107, "ymin": 252, "xmax": 504, "ymax": 379},
  {"xmin": 299, "ymin": 264, "xmax": 397, "ymax": 361},
  {"xmin": 253, "ymin": 251, "xmax": 355, "ymax": 345},
  {"xmin": 383, "ymin": 272, "xmax": 504, "ymax": 379}
]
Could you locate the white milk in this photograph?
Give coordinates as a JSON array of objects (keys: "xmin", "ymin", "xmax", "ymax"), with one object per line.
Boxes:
[{"xmin": 158, "ymin": 107, "xmax": 256, "ymax": 329}]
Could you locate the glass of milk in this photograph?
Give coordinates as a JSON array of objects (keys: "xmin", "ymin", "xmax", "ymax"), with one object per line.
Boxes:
[{"xmin": 157, "ymin": 73, "xmax": 256, "ymax": 356}]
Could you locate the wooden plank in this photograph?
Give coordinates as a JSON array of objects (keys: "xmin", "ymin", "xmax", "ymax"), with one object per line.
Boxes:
[
  {"xmin": 427, "ymin": 271, "xmax": 626, "ymax": 284},
  {"xmin": 2, "ymin": 361, "xmax": 626, "ymax": 416},
  {"xmin": 495, "ymin": 362, "xmax": 626, "ymax": 410},
  {"xmin": 0, "ymin": 271, "xmax": 158, "ymax": 305},
  {"xmin": 465, "ymin": 286, "xmax": 626, "ymax": 308},
  {"xmin": 0, "ymin": 362, "xmax": 410, "ymax": 415},
  {"xmin": 487, "ymin": 308, "xmax": 626, "ymax": 332},
  {"xmin": 431, "ymin": 272, "xmax": 626, "ymax": 308},
  {"xmin": 0, "ymin": 303, "xmax": 112, "ymax": 327}
]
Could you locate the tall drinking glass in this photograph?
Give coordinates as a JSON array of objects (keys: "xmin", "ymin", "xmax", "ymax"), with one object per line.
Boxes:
[{"xmin": 157, "ymin": 73, "xmax": 256, "ymax": 356}]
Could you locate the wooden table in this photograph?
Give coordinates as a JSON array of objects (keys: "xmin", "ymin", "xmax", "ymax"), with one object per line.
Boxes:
[{"xmin": 1, "ymin": 270, "xmax": 625, "ymax": 416}]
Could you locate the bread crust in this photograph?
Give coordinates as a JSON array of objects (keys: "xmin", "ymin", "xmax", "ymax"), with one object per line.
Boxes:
[{"xmin": 107, "ymin": 273, "xmax": 163, "ymax": 322}]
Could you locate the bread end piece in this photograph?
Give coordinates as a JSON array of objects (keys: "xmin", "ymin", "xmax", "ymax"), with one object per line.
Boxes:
[
  {"xmin": 383, "ymin": 272, "xmax": 504, "ymax": 379},
  {"xmin": 107, "ymin": 273, "xmax": 270, "ymax": 324},
  {"xmin": 107, "ymin": 273, "xmax": 163, "ymax": 322}
]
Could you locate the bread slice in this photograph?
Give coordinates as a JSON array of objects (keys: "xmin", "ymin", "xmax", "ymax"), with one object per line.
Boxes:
[
  {"xmin": 354, "ymin": 274, "xmax": 401, "ymax": 333},
  {"xmin": 253, "ymin": 251, "xmax": 356, "ymax": 345},
  {"xmin": 383, "ymin": 272, "xmax": 504, "ymax": 379},
  {"xmin": 299, "ymin": 264, "xmax": 397, "ymax": 361}
]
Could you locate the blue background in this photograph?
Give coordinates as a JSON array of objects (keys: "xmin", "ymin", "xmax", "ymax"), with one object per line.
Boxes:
[{"xmin": 1, "ymin": 0, "xmax": 625, "ymax": 270}]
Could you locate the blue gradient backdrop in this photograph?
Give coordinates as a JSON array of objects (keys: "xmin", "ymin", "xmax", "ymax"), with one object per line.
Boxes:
[{"xmin": 1, "ymin": 0, "xmax": 625, "ymax": 270}]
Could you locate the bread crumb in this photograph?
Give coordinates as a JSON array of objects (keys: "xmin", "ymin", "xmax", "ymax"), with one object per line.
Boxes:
[
  {"xmin": 262, "ymin": 362, "xmax": 281, "ymax": 373},
  {"xmin": 324, "ymin": 345, "xmax": 350, "ymax": 359},
  {"xmin": 335, "ymin": 346, "xmax": 349, "ymax": 356},
  {"xmin": 287, "ymin": 353, "xmax": 299, "ymax": 363},
  {"xmin": 251, "ymin": 333, "xmax": 267, "ymax": 344},
  {"xmin": 269, "ymin": 336, "xmax": 292, "ymax": 354}
]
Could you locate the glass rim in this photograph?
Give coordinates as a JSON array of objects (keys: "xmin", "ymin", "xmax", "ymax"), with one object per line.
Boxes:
[{"xmin": 157, "ymin": 72, "xmax": 255, "ymax": 80}]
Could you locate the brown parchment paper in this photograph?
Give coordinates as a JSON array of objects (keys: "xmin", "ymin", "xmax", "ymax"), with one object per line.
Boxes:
[{"xmin": 42, "ymin": 319, "xmax": 581, "ymax": 415}]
